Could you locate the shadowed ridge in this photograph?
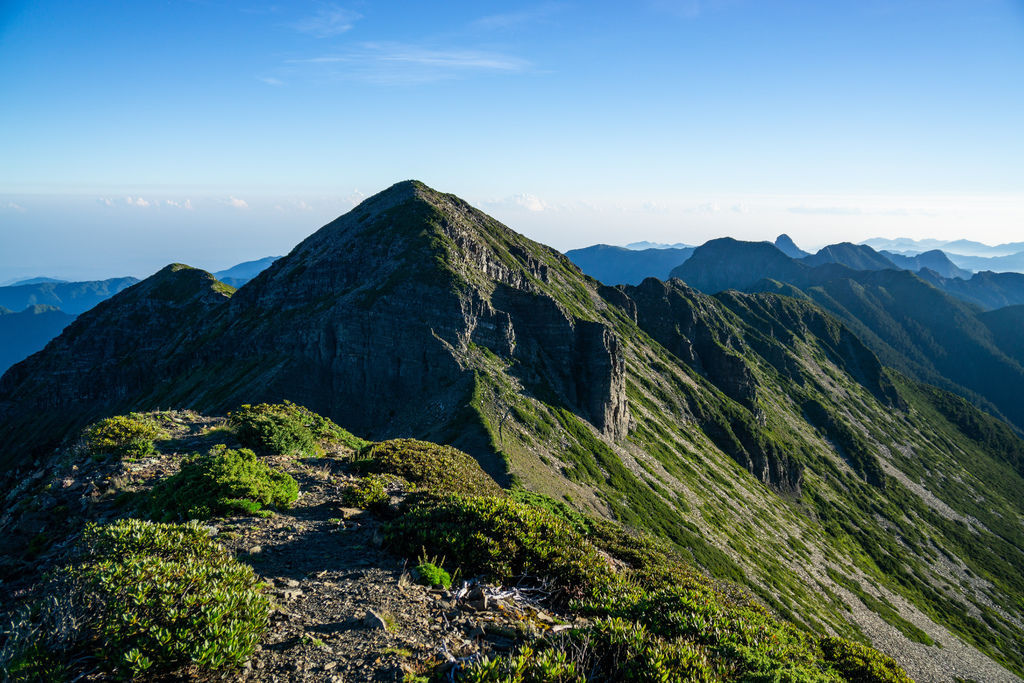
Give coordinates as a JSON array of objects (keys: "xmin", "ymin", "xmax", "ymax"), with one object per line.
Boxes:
[{"xmin": 0, "ymin": 264, "xmax": 233, "ymax": 467}]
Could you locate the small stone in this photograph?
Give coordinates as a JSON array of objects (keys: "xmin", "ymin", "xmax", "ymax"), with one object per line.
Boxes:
[
  {"xmin": 248, "ymin": 545, "xmax": 263, "ymax": 554},
  {"xmin": 363, "ymin": 610, "xmax": 388, "ymax": 630},
  {"xmin": 281, "ymin": 589, "xmax": 303, "ymax": 601},
  {"xmin": 324, "ymin": 661, "xmax": 337, "ymax": 671}
]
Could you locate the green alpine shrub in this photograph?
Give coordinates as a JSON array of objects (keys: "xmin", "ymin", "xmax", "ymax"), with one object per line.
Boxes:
[
  {"xmin": 356, "ymin": 439, "xmax": 503, "ymax": 497},
  {"xmin": 147, "ymin": 445, "xmax": 298, "ymax": 520},
  {"xmin": 229, "ymin": 401, "xmax": 367, "ymax": 456},
  {"xmin": 385, "ymin": 495, "xmax": 613, "ymax": 600},
  {"xmin": 413, "ymin": 561, "xmax": 452, "ymax": 590},
  {"xmin": 1, "ymin": 520, "xmax": 270, "ymax": 679},
  {"xmin": 84, "ymin": 414, "xmax": 166, "ymax": 458},
  {"xmin": 342, "ymin": 473, "xmax": 391, "ymax": 509}
]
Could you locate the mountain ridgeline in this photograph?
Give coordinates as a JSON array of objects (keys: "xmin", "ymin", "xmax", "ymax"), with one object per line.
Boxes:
[
  {"xmin": 3, "ymin": 181, "xmax": 1024, "ymax": 679},
  {"xmin": 671, "ymin": 238, "xmax": 1024, "ymax": 435}
]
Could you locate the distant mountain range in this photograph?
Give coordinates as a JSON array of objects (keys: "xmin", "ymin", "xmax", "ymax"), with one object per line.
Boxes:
[
  {"xmin": 0, "ymin": 277, "xmax": 139, "ymax": 315},
  {"xmin": 567, "ymin": 234, "xmax": 1012, "ymax": 288},
  {"xmin": 0, "ymin": 305, "xmax": 77, "ymax": 374},
  {"xmin": 670, "ymin": 238, "xmax": 1024, "ymax": 433},
  {"xmin": 581, "ymin": 237, "xmax": 1024, "ymax": 283},
  {"xmin": 213, "ymin": 256, "xmax": 281, "ymax": 288},
  {"xmin": 563, "ymin": 245, "xmax": 694, "ymax": 285},
  {"xmin": 624, "ymin": 240, "xmax": 692, "ymax": 250},
  {"xmin": 862, "ymin": 236, "xmax": 1024, "ymax": 258},
  {"xmin": 0, "ymin": 258, "xmax": 280, "ymax": 375}
]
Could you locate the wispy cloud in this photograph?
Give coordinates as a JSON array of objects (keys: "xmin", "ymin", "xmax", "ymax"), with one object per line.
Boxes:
[
  {"xmin": 287, "ymin": 42, "xmax": 530, "ymax": 84},
  {"xmin": 126, "ymin": 196, "xmax": 150, "ymax": 207},
  {"xmin": 472, "ymin": 4, "xmax": 564, "ymax": 30},
  {"xmin": 480, "ymin": 193, "xmax": 556, "ymax": 213},
  {"xmin": 685, "ymin": 201, "xmax": 720, "ymax": 214},
  {"xmin": 787, "ymin": 205, "xmax": 934, "ymax": 217},
  {"xmin": 649, "ymin": 0, "xmax": 734, "ymax": 19},
  {"xmin": 1, "ymin": 201, "xmax": 26, "ymax": 212},
  {"xmin": 164, "ymin": 199, "xmax": 193, "ymax": 210},
  {"xmin": 259, "ymin": 76, "xmax": 285, "ymax": 86},
  {"xmin": 514, "ymin": 193, "xmax": 550, "ymax": 212},
  {"xmin": 226, "ymin": 196, "xmax": 249, "ymax": 209},
  {"xmin": 291, "ymin": 4, "xmax": 361, "ymax": 38}
]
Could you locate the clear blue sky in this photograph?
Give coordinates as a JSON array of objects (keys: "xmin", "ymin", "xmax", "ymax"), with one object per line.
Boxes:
[{"xmin": 1, "ymin": 0, "xmax": 1022, "ymax": 280}]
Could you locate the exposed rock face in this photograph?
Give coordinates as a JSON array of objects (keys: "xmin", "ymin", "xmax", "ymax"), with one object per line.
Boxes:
[
  {"xmin": 0, "ymin": 182, "xmax": 631, "ymax": 468},
  {"xmin": 206, "ymin": 181, "xmax": 630, "ymax": 443},
  {"xmin": 624, "ymin": 278, "xmax": 758, "ymax": 409},
  {"xmin": 614, "ymin": 278, "xmax": 803, "ymax": 494},
  {"xmin": 487, "ymin": 285, "xmax": 627, "ymax": 438}
]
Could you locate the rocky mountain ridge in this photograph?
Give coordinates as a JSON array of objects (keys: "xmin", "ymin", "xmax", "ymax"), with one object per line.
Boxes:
[
  {"xmin": 671, "ymin": 238, "xmax": 1024, "ymax": 434},
  {"xmin": 3, "ymin": 181, "xmax": 1024, "ymax": 680}
]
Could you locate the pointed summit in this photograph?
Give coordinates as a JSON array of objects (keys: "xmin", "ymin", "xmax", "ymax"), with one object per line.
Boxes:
[{"xmin": 774, "ymin": 233, "xmax": 809, "ymax": 258}]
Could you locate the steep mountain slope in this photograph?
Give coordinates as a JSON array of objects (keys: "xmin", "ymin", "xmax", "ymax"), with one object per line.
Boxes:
[
  {"xmin": 565, "ymin": 244, "xmax": 693, "ymax": 284},
  {"xmin": 673, "ymin": 240, "xmax": 1024, "ymax": 433},
  {"xmin": 980, "ymin": 304, "xmax": 1024, "ymax": 363},
  {"xmin": 0, "ymin": 305, "xmax": 77, "ymax": 374},
  {"xmin": 0, "ymin": 276, "xmax": 138, "ymax": 314},
  {"xmin": 803, "ymin": 243, "xmax": 897, "ymax": 271},
  {"xmin": 2, "ymin": 181, "xmax": 1024, "ymax": 679}
]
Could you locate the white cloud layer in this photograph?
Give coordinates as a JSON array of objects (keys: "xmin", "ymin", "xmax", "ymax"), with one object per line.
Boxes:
[
  {"xmin": 291, "ymin": 5, "xmax": 361, "ymax": 38},
  {"xmin": 287, "ymin": 42, "xmax": 530, "ymax": 84}
]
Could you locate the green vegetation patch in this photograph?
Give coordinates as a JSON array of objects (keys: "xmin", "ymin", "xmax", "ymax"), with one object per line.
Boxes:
[
  {"xmin": 229, "ymin": 401, "xmax": 367, "ymax": 456},
  {"xmin": 342, "ymin": 473, "xmax": 392, "ymax": 509},
  {"xmin": 385, "ymin": 495, "xmax": 614, "ymax": 601},
  {"xmin": 413, "ymin": 561, "xmax": 452, "ymax": 589},
  {"xmin": 2, "ymin": 519, "xmax": 270, "ymax": 680},
  {"xmin": 83, "ymin": 413, "xmax": 167, "ymax": 458},
  {"xmin": 466, "ymin": 585, "xmax": 911, "ymax": 682},
  {"xmin": 356, "ymin": 438, "xmax": 503, "ymax": 497},
  {"xmin": 147, "ymin": 445, "xmax": 298, "ymax": 521}
]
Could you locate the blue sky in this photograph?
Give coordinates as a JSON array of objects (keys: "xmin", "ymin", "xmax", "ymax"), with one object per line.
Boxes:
[{"xmin": 1, "ymin": 0, "xmax": 1022, "ymax": 280}]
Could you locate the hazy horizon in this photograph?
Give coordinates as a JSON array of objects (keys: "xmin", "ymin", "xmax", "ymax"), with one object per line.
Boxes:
[{"xmin": 3, "ymin": 1, "xmax": 1023, "ymax": 281}]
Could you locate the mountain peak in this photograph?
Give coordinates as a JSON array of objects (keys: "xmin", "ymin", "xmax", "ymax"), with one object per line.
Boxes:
[{"xmin": 774, "ymin": 233, "xmax": 809, "ymax": 258}]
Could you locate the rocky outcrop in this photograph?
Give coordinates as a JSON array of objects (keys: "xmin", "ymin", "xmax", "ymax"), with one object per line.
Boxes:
[{"xmin": 624, "ymin": 278, "xmax": 758, "ymax": 410}]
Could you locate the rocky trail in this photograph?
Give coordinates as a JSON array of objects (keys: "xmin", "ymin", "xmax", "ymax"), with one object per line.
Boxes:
[{"xmin": 0, "ymin": 413, "xmax": 582, "ymax": 682}]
